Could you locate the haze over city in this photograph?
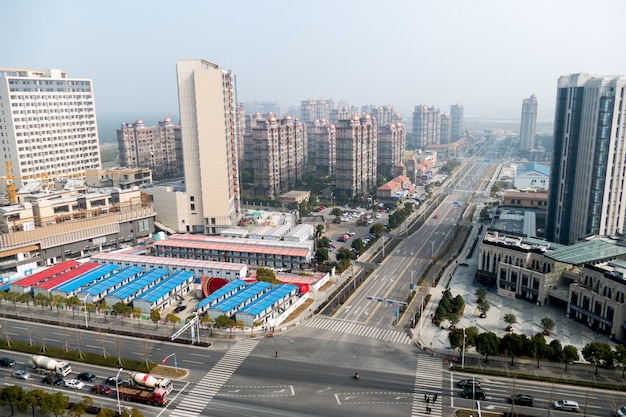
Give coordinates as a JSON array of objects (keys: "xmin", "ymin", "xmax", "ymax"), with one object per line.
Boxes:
[{"xmin": 4, "ymin": 0, "xmax": 625, "ymax": 136}]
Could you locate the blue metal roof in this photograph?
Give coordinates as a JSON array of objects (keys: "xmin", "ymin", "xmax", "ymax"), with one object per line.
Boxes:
[
  {"xmin": 81, "ymin": 266, "xmax": 144, "ymax": 295},
  {"xmin": 107, "ymin": 268, "xmax": 168, "ymax": 299},
  {"xmin": 52, "ymin": 264, "xmax": 118, "ymax": 292},
  {"xmin": 238, "ymin": 284, "xmax": 298, "ymax": 316},
  {"xmin": 518, "ymin": 163, "xmax": 550, "ymax": 176},
  {"xmin": 134, "ymin": 271, "xmax": 194, "ymax": 303},
  {"xmin": 209, "ymin": 281, "xmax": 272, "ymax": 313},
  {"xmin": 196, "ymin": 279, "xmax": 248, "ymax": 308}
]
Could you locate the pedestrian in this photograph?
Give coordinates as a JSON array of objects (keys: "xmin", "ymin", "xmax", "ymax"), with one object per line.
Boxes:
[
  {"xmin": 424, "ymin": 394, "xmax": 427, "ymax": 402},
  {"xmin": 425, "ymin": 405, "xmax": 429, "ymax": 414},
  {"xmin": 426, "ymin": 396, "xmax": 430, "ymax": 404},
  {"xmin": 275, "ymin": 350, "xmax": 278, "ymax": 358},
  {"xmin": 427, "ymin": 407, "xmax": 432, "ymax": 414},
  {"xmin": 434, "ymin": 393, "xmax": 438, "ymax": 402}
]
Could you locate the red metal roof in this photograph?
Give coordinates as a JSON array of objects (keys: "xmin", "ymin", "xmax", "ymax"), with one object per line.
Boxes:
[
  {"xmin": 13, "ymin": 260, "xmax": 79, "ymax": 287},
  {"xmin": 35, "ymin": 262, "xmax": 100, "ymax": 291}
]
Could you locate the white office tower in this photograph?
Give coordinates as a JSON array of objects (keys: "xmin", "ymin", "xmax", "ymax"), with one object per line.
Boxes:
[
  {"xmin": 546, "ymin": 73, "xmax": 626, "ymax": 245},
  {"xmin": 175, "ymin": 60, "xmax": 240, "ymax": 234},
  {"xmin": 519, "ymin": 94, "xmax": 538, "ymax": 152},
  {"xmin": 0, "ymin": 68, "xmax": 102, "ymax": 192}
]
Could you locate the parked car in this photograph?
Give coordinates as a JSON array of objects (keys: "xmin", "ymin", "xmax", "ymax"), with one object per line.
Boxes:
[
  {"xmin": 457, "ymin": 379, "xmax": 482, "ymax": 389},
  {"xmin": 105, "ymin": 376, "xmax": 121, "ymax": 386},
  {"xmin": 462, "ymin": 388, "xmax": 486, "ymax": 400},
  {"xmin": 12, "ymin": 370, "xmax": 31, "ymax": 380},
  {"xmin": 42, "ymin": 375, "xmax": 64, "ymax": 386},
  {"xmin": 77, "ymin": 372, "xmax": 97, "ymax": 382},
  {"xmin": 174, "ymin": 305, "xmax": 187, "ymax": 313},
  {"xmin": 91, "ymin": 384, "xmax": 112, "ymax": 395},
  {"xmin": 617, "ymin": 405, "xmax": 626, "ymax": 417},
  {"xmin": 65, "ymin": 379, "xmax": 85, "ymax": 390},
  {"xmin": 512, "ymin": 394, "xmax": 534, "ymax": 406},
  {"xmin": 552, "ymin": 400, "xmax": 579, "ymax": 412},
  {"xmin": 0, "ymin": 357, "xmax": 15, "ymax": 367}
]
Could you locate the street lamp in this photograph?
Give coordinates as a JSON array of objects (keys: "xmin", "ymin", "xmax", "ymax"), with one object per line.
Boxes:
[
  {"xmin": 162, "ymin": 353, "xmax": 178, "ymax": 370},
  {"xmin": 115, "ymin": 367, "xmax": 123, "ymax": 415},
  {"xmin": 330, "ymin": 192, "xmax": 333, "ymax": 206},
  {"xmin": 462, "ymin": 328, "xmax": 467, "ymax": 370},
  {"xmin": 429, "ymin": 240, "xmax": 436, "ymax": 260}
]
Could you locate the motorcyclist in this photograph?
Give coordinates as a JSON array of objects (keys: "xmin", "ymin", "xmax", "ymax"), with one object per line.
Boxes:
[{"xmin": 354, "ymin": 372, "xmax": 359, "ymax": 380}]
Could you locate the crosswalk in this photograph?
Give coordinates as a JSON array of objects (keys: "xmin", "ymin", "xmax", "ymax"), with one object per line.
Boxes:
[
  {"xmin": 168, "ymin": 340, "xmax": 258, "ymax": 417},
  {"xmin": 412, "ymin": 355, "xmax": 443, "ymax": 417},
  {"xmin": 306, "ymin": 316, "xmax": 412, "ymax": 344}
]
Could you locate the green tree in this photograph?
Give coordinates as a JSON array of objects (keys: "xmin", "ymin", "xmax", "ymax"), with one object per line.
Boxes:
[
  {"xmin": 448, "ymin": 328, "xmax": 465, "ymax": 351},
  {"xmin": 66, "ymin": 295, "xmax": 82, "ymax": 317},
  {"xmin": 351, "ymin": 238, "xmax": 364, "ymax": 253},
  {"xmin": 150, "ymin": 309, "xmax": 161, "ymax": 327},
  {"xmin": 476, "ymin": 332, "xmax": 500, "ymax": 362},
  {"xmin": 165, "ymin": 313, "xmax": 181, "ymax": 329},
  {"xmin": 214, "ymin": 314, "xmax": 235, "ymax": 328},
  {"xmin": 315, "ymin": 224, "xmax": 324, "ymax": 239},
  {"xmin": 478, "ymin": 301, "xmax": 490, "ymax": 316},
  {"xmin": 499, "ymin": 333, "xmax": 524, "ymax": 365},
  {"xmin": 447, "ymin": 312, "xmax": 460, "ymax": 327},
  {"xmin": 18, "ymin": 293, "xmax": 33, "ymax": 311},
  {"xmin": 34, "ymin": 293, "xmax": 50, "ymax": 311},
  {"xmin": 98, "ymin": 300, "xmax": 110, "ymax": 322},
  {"xmin": 0, "ymin": 384, "xmax": 24, "ymax": 415},
  {"xmin": 315, "ymin": 248, "xmax": 329, "ymax": 263},
  {"xmin": 20, "ymin": 389, "xmax": 47, "ymax": 417},
  {"xmin": 256, "ymin": 268, "xmax": 280, "ymax": 284},
  {"xmin": 45, "ymin": 392, "xmax": 70, "ymax": 417},
  {"xmin": 540, "ymin": 317, "xmax": 555, "ymax": 335},
  {"xmin": 317, "ymin": 236, "xmax": 330, "ymax": 249},
  {"xmin": 464, "ymin": 326, "xmax": 479, "ymax": 348},
  {"xmin": 474, "ymin": 288, "xmax": 487, "ymax": 302},
  {"xmin": 561, "ymin": 345, "xmax": 579, "ymax": 371},
  {"xmin": 96, "ymin": 409, "xmax": 118, "ymax": 417},
  {"xmin": 131, "ymin": 307, "xmax": 143, "ymax": 323},
  {"xmin": 111, "ymin": 302, "xmax": 132, "ymax": 320},
  {"xmin": 582, "ymin": 341, "xmax": 614, "ymax": 374},
  {"xmin": 335, "ymin": 248, "xmax": 355, "ymax": 261},
  {"xmin": 615, "ymin": 344, "xmax": 626, "ymax": 378},
  {"xmin": 5, "ymin": 291, "xmax": 20, "ymax": 308},
  {"xmin": 369, "ymin": 223, "xmax": 384, "ymax": 235},
  {"xmin": 331, "ymin": 207, "xmax": 341, "ymax": 217},
  {"xmin": 503, "ymin": 313, "xmax": 517, "ymax": 330}
]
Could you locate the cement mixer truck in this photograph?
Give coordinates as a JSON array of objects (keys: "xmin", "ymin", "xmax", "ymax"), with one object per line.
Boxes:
[
  {"xmin": 128, "ymin": 372, "xmax": 173, "ymax": 394},
  {"xmin": 31, "ymin": 355, "xmax": 72, "ymax": 377}
]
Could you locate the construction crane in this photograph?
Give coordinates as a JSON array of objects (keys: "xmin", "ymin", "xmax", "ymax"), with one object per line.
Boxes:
[{"xmin": 3, "ymin": 162, "xmax": 16, "ymax": 204}]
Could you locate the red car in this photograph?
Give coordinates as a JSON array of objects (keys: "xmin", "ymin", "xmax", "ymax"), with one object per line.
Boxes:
[
  {"xmin": 433, "ymin": 214, "xmax": 439, "ymax": 219},
  {"xmin": 91, "ymin": 384, "xmax": 111, "ymax": 395}
]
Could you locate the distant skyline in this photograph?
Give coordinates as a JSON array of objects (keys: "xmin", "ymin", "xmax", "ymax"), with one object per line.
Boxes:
[{"xmin": 4, "ymin": 0, "xmax": 625, "ymax": 131}]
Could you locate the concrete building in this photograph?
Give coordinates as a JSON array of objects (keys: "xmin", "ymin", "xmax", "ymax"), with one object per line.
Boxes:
[
  {"xmin": 85, "ymin": 168, "xmax": 152, "ymax": 190},
  {"xmin": 450, "ymin": 103, "xmax": 464, "ymax": 142},
  {"xmin": 0, "ymin": 187, "xmax": 155, "ymax": 276},
  {"xmin": 0, "ymin": 68, "xmax": 102, "ymax": 195},
  {"xmin": 329, "ymin": 105, "xmax": 359, "ymax": 125},
  {"xmin": 377, "ymin": 122, "xmax": 406, "ymax": 178},
  {"xmin": 513, "ymin": 163, "xmax": 549, "ymax": 191},
  {"xmin": 117, "ymin": 118, "xmax": 182, "ymax": 180},
  {"xmin": 149, "ymin": 59, "xmax": 241, "ymax": 235},
  {"xmin": 300, "ymin": 98, "xmax": 334, "ymax": 123},
  {"xmin": 546, "ymin": 73, "xmax": 626, "ymax": 245},
  {"xmin": 439, "ymin": 112, "xmax": 451, "ymax": 145},
  {"xmin": 252, "ymin": 114, "xmax": 306, "ymax": 199},
  {"xmin": 335, "ymin": 114, "xmax": 377, "ymax": 199},
  {"xmin": 519, "ymin": 94, "xmax": 538, "ymax": 152},
  {"xmin": 309, "ymin": 119, "xmax": 336, "ymax": 175},
  {"xmin": 412, "ymin": 104, "xmax": 440, "ymax": 149}
]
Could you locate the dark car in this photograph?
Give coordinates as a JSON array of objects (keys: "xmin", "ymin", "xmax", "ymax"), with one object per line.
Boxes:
[
  {"xmin": 462, "ymin": 388, "xmax": 486, "ymax": 400},
  {"xmin": 173, "ymin": 305, "xmax": 187, "ymax": 313},
  {"xmin": 42, "ymin": 375, "xmax": 65, "ymax": 386},
  {"xmin": 0, "ymin": 357, "xmax": 15, "ymax": 367},
  {"xmin": 77, "ymin": 372, "xmax": 97, "ymax": 382},
  {"xmin": 512, "ymin": 394, "xmax": 534, "ymax": 406},
  {"xmin": 91, "ymin": 384, "xmax": 112, "ymax": 395},
  {"xmin": 457, "ymin": 379, "xmax": 482, "ymax": 389},
  {"xmin": 105, "ymin": 376, "xmax": 121, "ymax": 386}
]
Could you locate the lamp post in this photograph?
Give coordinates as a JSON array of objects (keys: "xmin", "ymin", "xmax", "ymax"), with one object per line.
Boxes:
[
  {"xmin": 429, "ymin": 240, "xmax": 436, "ymax": 261},
  {"xmin": 330, "ymin": 192, "xmax": 333, "ymax": 206},
  {"xmin": 419, "ymin": 295, "xmax": 424, "ymax": 336},
  {"xmin": 162, "ymin": 353, "xmax": 178, "ymax": 370},
  {"xmin": 115, "ymin": 367, "xmax": 123, "ymax": 415},
  {"xmin": 462, "ymin": 327, "xmax": 466, "ymax": 370}
]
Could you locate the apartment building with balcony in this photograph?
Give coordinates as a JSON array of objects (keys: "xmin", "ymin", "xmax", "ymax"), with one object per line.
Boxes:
[
  {"xmin": 377, "ymin": 122, "xmax": 406, "ymax": 178},
  {"xmin": 335, "ymin": 114, "xmax": 377, "ymax": 199}
]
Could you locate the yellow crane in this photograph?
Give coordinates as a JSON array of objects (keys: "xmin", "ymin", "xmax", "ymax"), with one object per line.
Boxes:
[{"xmin": 3, "ymin": 162, "xmax": 16, "ymax": 204}]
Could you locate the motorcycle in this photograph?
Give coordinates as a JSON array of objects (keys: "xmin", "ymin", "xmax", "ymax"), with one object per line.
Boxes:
[{"xmin": 354, "ymin": 372, "xmax": 359, "ymax": 380}]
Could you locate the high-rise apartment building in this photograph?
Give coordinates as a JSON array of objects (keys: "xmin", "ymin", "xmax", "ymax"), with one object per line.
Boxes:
[
  {"xmin": 440, "ymin": 112, "xmax": 451, "ymax": 144},
  {"xmin": 252, "ymin": 114, "xmax": 306, "ymax": 199},
  {"xmin": 300, "ymin": 98, "xmax": 334, "ymax": 123},
  {"xmin": 236, "ymin": 103, "xmax": 246, "ymax": 167},
  {"xmin": 117, "ymin": 118, "xmax": 182, "ymax": 180},
  {"xmin": 377, "ymin": 122, "xmax": 406, "ymax": 178},
  {"xmin": 450, "ymin": 103, "xmax": 464, "ymax": 141},
  {"xmin": 520, "ymin": 94, "xmax": 538, "ymax": 152},
  {"xmin": 412, "ymin": 104, "xmax": 440, "ymax": 149},
  {"xmin": 310, "ymin": 119, "xmax": 336, "ymax": 176},
  {"xmin": 335, "ymin": 114, "xmax": 377, "ymax": 198},
  {"xmin": 546, "ymin": 73, "xmax": 626, "ymax": 245},
  {"xmin": 0, "ymin": 68, "xmax": 101, "ymax": 192},
  {"xmin": 175, "ymin": 59, "xmax": 240, "ymax": 234},
  {"xmin": 329, "ymin": 105, "xmax": 359, "ymax": 125}
]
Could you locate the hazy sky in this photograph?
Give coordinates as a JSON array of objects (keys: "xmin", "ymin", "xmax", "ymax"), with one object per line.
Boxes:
[{"xmin": 4, "ymin": 0, "xmax": 626, "ymax": 127}]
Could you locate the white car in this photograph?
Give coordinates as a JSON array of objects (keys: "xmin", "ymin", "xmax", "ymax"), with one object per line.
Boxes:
[
  {"xmin": 552, "ymin": 400, "xmax": 579, "ymax": 412},
  {"xmin": 617, "ymin": 405, "xmax": 626, "ymax": 417},
  {"xmin": 65, "ymin": 379, "xmax": 85, "ymax": 390}
]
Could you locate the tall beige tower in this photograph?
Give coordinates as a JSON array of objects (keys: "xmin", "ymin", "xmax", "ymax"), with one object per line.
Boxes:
[{"xmin": 176, "ymin": 59, "xmax": 240, "ymax": 234}]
